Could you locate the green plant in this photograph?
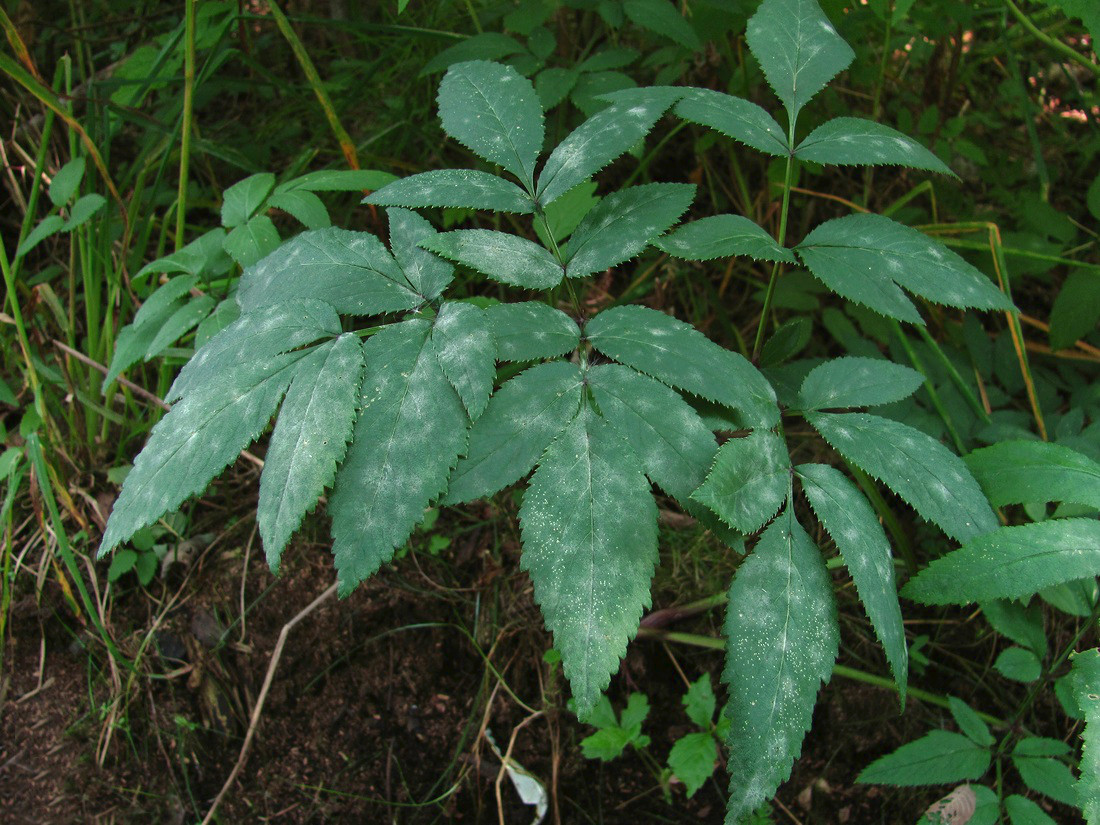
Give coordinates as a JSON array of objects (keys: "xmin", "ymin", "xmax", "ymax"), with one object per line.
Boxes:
[{"xmin": 93, "ymin": 0, "xmax": 1100, "ymax": 821}]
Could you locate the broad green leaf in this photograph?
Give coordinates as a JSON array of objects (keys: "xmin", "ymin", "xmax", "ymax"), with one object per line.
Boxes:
[
  {"xmin": 520, "ymin": 404, "xmax": 658, "ymax": 716},
  {"xmin": 421, "ymin": 32, "xmax": 526, "ymax": 75},
  {"xmin": 746, "ymin": 0, "xmax": 854, "ymax": 121},
  {"xmin": 1015, "ymin": 755, "xmax": 1077, "ymax": 806},
  {"xmin": 570, "ymin": 70, "xmax": 636, "ymax": 116},
  {"xmin": 588, "ymin": 364, "xmax": 717, "ymax": 504},
  {"xmin": 795, "ymin": 118, "xmax": 954, "ymax": 175},
  {"xmin": 902, "ymin": 519, "xmax": 1100, "ymax": 604},
  {"xmin": 587, "ymin": 305, "xmax": 780, "ymax": 429},
  {"xmin": 107, "ymin": 548, "xmax": 137, "ymax": 581},
  {"xmin": 1004, "ymin": 794, "xmax": 1058, "ymax": 825},
  {"xmin": 674, "ymin": 88, "xmax": 790, "ymax": 156},
  {"xmin": 16, "ymin": 215, "xmax": 64, "ymax": 257},
  {"xmin": 258, "ymin": 334, "xmax": 363, "ymax": 571},
  {"xmin": 692, "ymin": 431, "xmax": 789, "ymax": 534},
  {"xmin": 1071, "ymin": 648, "xmax": 1100, "ymax": 823},
  {"xmin": 266, "ymin": 189, "xmax": 330, "ymax": 229},
  {"xmin": 996, "ymin": 647, "xmax": 1041, "ymax": 684},
  {"xmin": 535, "ymin": 67, "xmax": 579, "ymax": 110},
  {"xmin": 136, "ymin": 228, "xmax": 229, "ymax": 280},
  {"xmin": 533, "ymin": 181, "xmax": 598, "ymax": 247},
  {"xmin": 275, "ymin": 169, "xmax": 397, "ymax": 192},
  {"xmin": 760, "ymin": 316, "xmax": 812, "ymax": 367},
  {"xmin": 683, "ymin": 673, "xmax": 717, "ymax": 729},
  {"xmin": 431, "ymin": 301, "xmax": 496, "ymax": 420},
  {"xmin": 619, "ymin": 691, "xmax": 650, "ymax": 732},
  {"xmin": 809, "ymin": 412, "xmax": 999, "ymax": 542},
  {"xmin": 964, "ymin": 440, "xmax": 1100, "ymax": 509},
  {"xmin": 420, "ymin": 229, "xmax": 564, "ymax": 289},
  {"xmin": 485, "ymin": 301, "xmax": 580, "ymax": 361},
  {"xmin": 668, "ymin": 733, "xmax": 717, "ymax": 797},
  {"xmin": 99, "ymin": 351, "xmax": 307, "ymax": 555},
  {"xmin": 578, "ymin": 47, "xmax": 640, "ymax": 73},
  {"xmin": 221, "ymin": 172, "xmax": 276, "ymax": 228},
  {"xmin": 387, "ymin": 208, "xmax": 454, "ymax": 300},
  {"xmin": 168, "ymin": 299, "xmax": 340, "ymax": 402},
  {"xmin": 858, "ymin": 731, "xmax": 991, "ymax": 786},
  {"xmin": 144, "ymin": 295, "xmax": 215, "ymax": 360},
  {"xmin": 796, "ymin": 214, "xmax": 1013, "ymax": 323},
  {"xmin": 61, "ymin": 193, "xmax": 107, "ymax": 230},
  {"xmin": 656, "ymin": 214, "xmax": 796, "ymax": 263},
  {"xmin": 363, "ymin": 169, "xmax": 535, "ymax": 213},
  {"xmin": 723, "ymin": 508, "xmax": 839, "ymax": 821},
  {"xmin": 328, "ymin": 320, "xmax": 468, "ymax": 594},
  {"xmin": 981, "ymin": 599, "xmax": 1047, "ymax": 658},
  {"xmin": 224, "ymin": 214, "xmax": 281, "ymax": 268},
  {"xmin": 446, "ymin": 360, "xmax": 583, "ymax": 503},
  {"xmin": 49, "ymin": 157, "xmax": 85, "ymax": 206},
  {"xmin": 564, "ymin": 183, "xmax": 695, "ymax": 278},
  {"xmin": 537, "ymin": 91, "xmax": 684, "ymax": 205},
  {"xmin": 798, "ymin": 356, "xmax": 924, "ymax": 410},
  {"xmin": 947, "ymin": 696, "xmax": 994, "ymax": 747},
  {"xmin": 106, "ymin": 275, "xmax": 199, "ymax": 385},
  {"xmin": 797, "ymin": 462, "xmax": 907, "ymax": 700},
  {"xmin": 1015, "ymin": 738, "xmax": 1071, "ymax": 758},
  {"xmin": 237, "ymin": 227, "xmax": 422, "ymax": 315},
  {"xmin": 437, "ymin": 60, "xmax": 544, "ymax": 190},
  {"xmin": 623, "ymin": 0, "xmax": 702, "ymax": 50},
  {"xmin": 1050, "ymin": 270, "xmax": 1100, "ymax": 350},
  {"xmin": 581, "ymin": 726, "xmax": 636, "ymax": 761}
]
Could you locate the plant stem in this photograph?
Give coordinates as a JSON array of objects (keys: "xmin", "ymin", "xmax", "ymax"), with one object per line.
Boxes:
[
  {"xmin": 752, "ymin": 120, "xmax": 796, "ymax": 361},
  {"xmin": 890, "ymin": 320, "xmax": 966, "ymax": 453},
  {"xmin": 1003, "ymin": 0, "xmax": 1100, "ymax": 78},
  {"xmin": 0, "ymin": 237, "xmax": 44, "ymax": 417},
  {"xmin": 175, "ymin": 0, "xmax": 195, "ymax": 252}
]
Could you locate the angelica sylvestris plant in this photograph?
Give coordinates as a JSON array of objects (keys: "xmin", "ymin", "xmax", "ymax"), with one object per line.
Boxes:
[{"xmin": 100, "ymin": 0, "xmax": 1100, "ymax": 821}]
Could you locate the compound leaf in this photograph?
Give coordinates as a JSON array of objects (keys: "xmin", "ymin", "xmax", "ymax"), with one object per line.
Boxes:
[
  {"xmin": 221, "ymin": 172, "xmax": 275, "ymax": 228},
  {"xmin": 668, "ymin": 733, "xmax": 718, "ymax": 798},
  {"xmin": 388, "ymin": 208, "xmax": 455, "ymax": 300},
  {"xmin": 258, "ymin": 334, "xmax": 363, "ymax": 571},
  {"xmin": 809, "ymin": 412, "xmax": 998, "ymax": 542},
  {"xmin": 656, "ymin": 214, "xmax": 795, "ymax": 263},
  {"xmin": 798, "ymin": 356, "xmax": 924, "ymax": 410},
  {"xmin": 587, "ymin": 305, "xmax": 780, "ymax": 429},
  {"xmin": 692, "ymin": 431, "xmax": 790, "ymax": 534},
  {"xmin": 520, "ymin": 405, "xmax": 658, "ymax": 716},
  {"xmin": 964, "ymin": 440, "xmax": 1100, "ymax": 510},
  {"xmin": 674, "ymin": 88, "xmax": 790, "ymax": 156},
  {"xmin": 795, "ymin": 117, "xmax": 954, "ymax": 175},
  {"xmin": 564, "ymin": 183, "xmax": 694, "ymax": 279},
  {"xmin": 723, "ymin": 508, "xmax": 839, "ymax": 821},
  {"xmin": 421, "ymin": 229, "xmax": 564, "ymax": 289},
  {"xmin": 363, "ymin": 169, "xmax": 535, "ymax": 214},
  {"xmin": 857, "ymin": 730, "xmax": 991, "ymax": 786},
  {"xmin": 446, "ymin": 360, "xmax": 584, "ymax": 503},
  {"xmin": 485, "ymin": 301, "xmax": 580, "ymax": 361},
  {"xmin": 431, "ymin": 301, "xmax": 496, "ymax": 420},
  {"xmin": 328, "ymin": 320, "xmax": 468, "ymax": 594},
  {"xmin": 1071, "ymin": 648, "xmax": 1100, "ymax": 823}
]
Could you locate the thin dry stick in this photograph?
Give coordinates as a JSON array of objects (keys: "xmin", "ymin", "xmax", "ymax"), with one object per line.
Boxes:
[
  {"xmin": 493, "ymin": 709, "xmax": 545, "ymax": 825},
  {"xmin": 200, "ymin": 582, "xmax": 338, "ymax": 825}
]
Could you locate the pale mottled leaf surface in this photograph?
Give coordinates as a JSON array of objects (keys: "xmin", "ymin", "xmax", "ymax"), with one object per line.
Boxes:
[
  {"xmin": 656, "ymin": 214, "xmax": 795, "ymax": 263},
  {"xmin": 964, "ymin": 440, "xmax": 1100, "ymax": 509},
  {"xmin": 364, "ymin": 169, "xmax": 535, "ymax": 213},
  {"xmin": 692, "ymin": 431, "xmax": 790, "ymax": 534},
  {"xmin": 388, "ymin": 208, "xmax": 454, "ymax": 300},
  {"xmin": 674, "ymin": 88, "xmax": 790, "ymax": 156},
  {"xmin": 1071, "ymin": 648, "xmax": 1100, "ymax": 823},
  {"xmin": 798, "ymin": 356, "xmax": 924, "ymax": 410},
  {"xmin": 431, "ymin": 301, "xmax": 496, "ymax": 420},
  {"xmin": 485, "ymin": 301, "xmax": 580, "ymax": 361},
  {"xmin": 421, "ymin": 229, "xmax": 564, "ymax": 289},
  {"xmin": 796, "ymin": 117, "xmax": 953, "ymax": 174}
]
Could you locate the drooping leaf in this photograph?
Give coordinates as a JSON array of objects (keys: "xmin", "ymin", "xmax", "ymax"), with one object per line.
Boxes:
[
  {"xmin": 224, "ymin": 214, "xmax": 281, "ymax": 268},
  {"xmin": 692, "ymin": 431, "xmax": 790, "ymax": 534},
  {"xmin": 221, "ymin": 172, "xmax": 276, "ymax": 228},
  {"xmin": 144, "ymin": 296, "xmax": 215, "ymax": 361},
  {"xmin": 564, "ymin": 183, "xmax": 695, "ymax": 278},
  {"xmin": 1070, "ymin": 648, "xmax": 1100, "ymax": 823},
  {"xmin": 258, "ymin": 334, "xmax": 363, "ymax": 571},
  {"xmin": 421, "ymin": 229, "xmax": 564, "ymax": 289},
  {"xmin": 673, "ymin": 88, "xmax": 790, "ymax": 156},
  {"xmin": 723, "ymin": 508, "xmax": 839, "ymax": 821},
  {"xmin": 135, "ymin": 228, "xmax": 230, "ymax": 280},
  {"xmin": 1004, "ymin": 794, "xmax": 1058, "ymax": 825},
  {"xmin": 809, "ymin": 412, "xmax": 999, "ymax": 542},
  {"xmin": 795, "ymin": 117, "xmax": 954, "ymax": 174},
  {"xmin": 328, "ymin": 320, "xmax": 468, "ymax": 594},
  {"xmin": 106, "ymin": 275, "xmax": 200, "ymax": 385},
  {"xmin": 947, "ymin": 696, "xmax": 995, "ymax": 747},
  {"xmin": 275, "ymin": 168, "xmax": 397, "ymax": 192},
  {"xmin": 588, "ymin": 364, "xmax": 717, "ymax": 504},
  {"xmin": 656, "ymin": 214, "xmax": 796, "ymax": 263},
  {"xmin": 587, "ymin": 305, "xmax": 780, "ymax": 429},
  {"xmin": 902, "ymin": 518, "xmax": 1100, "ymax": 604},
  {"xmin": 266, "ymin": 189, "xmax": 330, "ymax": 229},
  {"xmin": 964, "ymin": 440, "xmax": 1100, "ymax": 510},
  {"xmin": 623, "ymin": 0, "xmax": 702, "ymax": 50},
  {"xmin": 798, "ymin": 356, "xmax": 924, "ymax": 410},
  {"xmin": 437, "ymin": 60, "xmax": 545, "ymax": 190},
  {"xmin": 746, "ymin": 0, "xmax": 855, "ymax": 121},
  {"xmin": 1049, "ymin": 270, "xmax": 1100, "ymax": 351},
  {"xmin": 431, "ymin": 301, "xmax": 496, "ymax": 420},
  {"xmin": 796, "ymin": 214, "xmax": 1014, "ymax": 323},
  {"xmin": 485, "ymin": 301, "xmax": 581, "ymax": 361},
  {"xmin": 857, "ymin": 731, "xmax": 991, "ymax": 786},
  {"xmin": 668, "ymin": 733, "xmax": 718, "ymax": 797},
  {"xmin": 797, "ymin": 462, "xmax": 907, "ymax": 700},
  {"xmin": 446, "ymin": 360, "xmax": 584, "ymax": 503},
  {"xmin": 364, "ymin": 169, "xmax": 535, "ymax": 213},
  {"xmin": 237, "ymin": 227, "xmax": 422, "ymax": 315},
  {"xmin": 520, "ymin": 404, "xmax": 658, "ymax": 716},
  {"xmin": 387, "ymin": 207, "xmax": 455, "ymax": 300}
]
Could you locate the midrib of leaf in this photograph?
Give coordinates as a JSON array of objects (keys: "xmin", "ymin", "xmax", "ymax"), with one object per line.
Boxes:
[
  {"xmin": 464, "ymin": 77, "xmax": 535, "ymax": 192},
  {"xmin": 766, "ymin": 508, "xmax": 798, "ymax": 736},
  {"xmin": 568, "ymin": 196, "xmax": 666, "ymax": 264},
  {"xmin": 593, "ymin": 377, "xmax": 697, "ymax": 468}
]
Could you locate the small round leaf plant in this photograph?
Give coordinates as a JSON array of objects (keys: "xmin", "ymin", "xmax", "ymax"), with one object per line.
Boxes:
[{"xmin": 100, "ymin": 0, "xmax": 1015, "ymax": 820}]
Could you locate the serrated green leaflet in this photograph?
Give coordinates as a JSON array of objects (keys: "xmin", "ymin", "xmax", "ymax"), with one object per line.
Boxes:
[
  {"xmin": 723, "ymin": 508, "xmax": 838, "ymax": 822},
  {"xmin": 673, "ymin": 88, "xmax": 790, "ymax": 156},
  {"xmin": 364, "ymin": 169, "xmax": 535, "ymax": 213},
  {"xmin": 964, "ymin": 440, "xmax": 1100, "ymax": 509},
  {"xmin": 564, "ymin": 183, "xmax": 694, "ymax": 278},
  {"xmin": 996, "ymin": 647, "xmax": 1042, "ymax": 682},
  {"xmin": 809, "ymin": 412, "xmax": 998, "ymax": 542},
  {"xmin": 237, "ymin": 228, "xmax": 422, "ymax": 315},
  {"xmin": 683, "ymin": 674, "xmax": 716, "ymax": 728},
  {"xmin": 431, "ymin": 301, "xmax": 496, "ymax": 420},
  {"xmin": 798, "ymin": 356, "xmax": 924, "ymax": 410},
  {"xmin": 587, "ymin": 305, "xmax": 780, "ymax": 429},
  {"xmin": 146, "ymin": 296, "xmax": 215, "ymax": 360},
  {"xmin": 329, "ymin": 320, "xmax": 468, "ymax": 594},
  {"xmin": 668, "ymin": 733, "xmax": 717, "ymax": 797},
  {"xmin": 520, "ymin": 404, "xmax": 658, "ymax": 716},
  {"xmin": 692, "ymin": 431, "xmax": 789, "ymax": 534},
  {"xmin": 421, "ymin": 32, "xmax": 525, "ymax": 75},
  {"xmin": 982, "ymin": 599, "xmax": 1048, "ymax": 658},
  {"xmin": 485, "ymin": 302, "xmax": 580, "ymax": 361},
  {"xmin": 795, "ymin": 214, "xmax": 1014, "ymax": 323},
  {"xmin": 107, "ymin": 275, "xmax": 200, "ymax": 385},
  {"xmin": 437, "ymin": 60, "xmax": 544, "ymax": 191},
  {"xmin": 221, "ymin": 172, "xmax": 275, "ymax": 228},
  {"xmin": 1005, "ymin": 794, "xmax": 1058, "ymax": 825},
  {"xmin": 537, "ymin": 89, "xmax": 684, "ymax": 205},
  {"xmin": 99, "ymin": 350, "xmax": 308, "ymax": 556},
  {"xmin": 49, "ymin": 157, "xmax": 85, "ymax": 206},
  {"xmin": 258, "ymin": 334, "xmax": 363, "ymax": 572},
  {"xmin": 388, "ymin": 208, "xmax": 454, "ymax": 300},
  {"xmin": 588, "ymin": 364, "xmax": 717, "ymax": 504},
  {"xmin": 623, "ymin": 0, "xmax": 701, "ymax": 49},
  {"xmin": 746, "ymin": 0, "xmax": 854, "ymax": 121},
  {"xmin": 948, "ymin": 696, "xmax": 994, "ymax": 746},
  {"xmin": 276, "ymin": 169, "xmax": 397, "ymax": 192},
  {"xmin": 857, "ymin": 730, "xmax": 991, "ymax": 785},
  {"xmin": 168, "ymin": 299, "xmax": 340, "ymax": 402},
  {"xmin": 656, "ymin": 214, "xmax": 795, "ymax": 263},
  {"xmin": 421, "ymin": 229, "xmax": 564, "ymax": 289},
  {"xmin": 902, "ymin": 518, "xmax": 1100, "ymax": 605},
  {"xmin": 536, "ymin": 67, "xmax": 579, "ymax": 110},
  {"xmin": 224, "ymin": 215, "xmax": 281, "ymax": 268},
  {"xmin": 795, "ymin": 117, "xmax": 954, "ymax": 174},
  {"xmin": 1071, "ymin": 648, "xmax": 1100, "ymax": 823},
  {"xmin": 797, "ymin": 462, "xmax": 907, "ymax": 701},
  {"xmin": 446, "ymin": 361, "xmax": 583, "ymax": 504},
  {"xmin": 267, "ymin": 189, "xmax": 330, "ymax": 229}
]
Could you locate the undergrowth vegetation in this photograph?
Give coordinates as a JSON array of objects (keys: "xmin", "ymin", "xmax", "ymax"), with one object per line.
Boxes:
[{"xmin": 2, "ymin": 1, "xmax": 1099, "ymax": 823}]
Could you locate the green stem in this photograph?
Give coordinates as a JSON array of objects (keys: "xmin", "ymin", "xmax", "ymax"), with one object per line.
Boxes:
[
  {"xmin": 1003, "ymin": 0, "xmax": 1100, "ymax": 78},
  {"xmin": 890, "ymin": 320, "xmax": 966, "ymax": 454},
  {"xmin": 914, "ymin": 324, "xmax": 991, "ymax": 424},
  {"xmin": 175, "ymin": 0, "xmax": 196, "ymax": 252},
  {"xmin": 0, "ymin": 238, "xmax": 44, "ymax": 417},
  {"xmin": 752, "ymin": 120, "xmax": 797, "ymax": 361}
]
